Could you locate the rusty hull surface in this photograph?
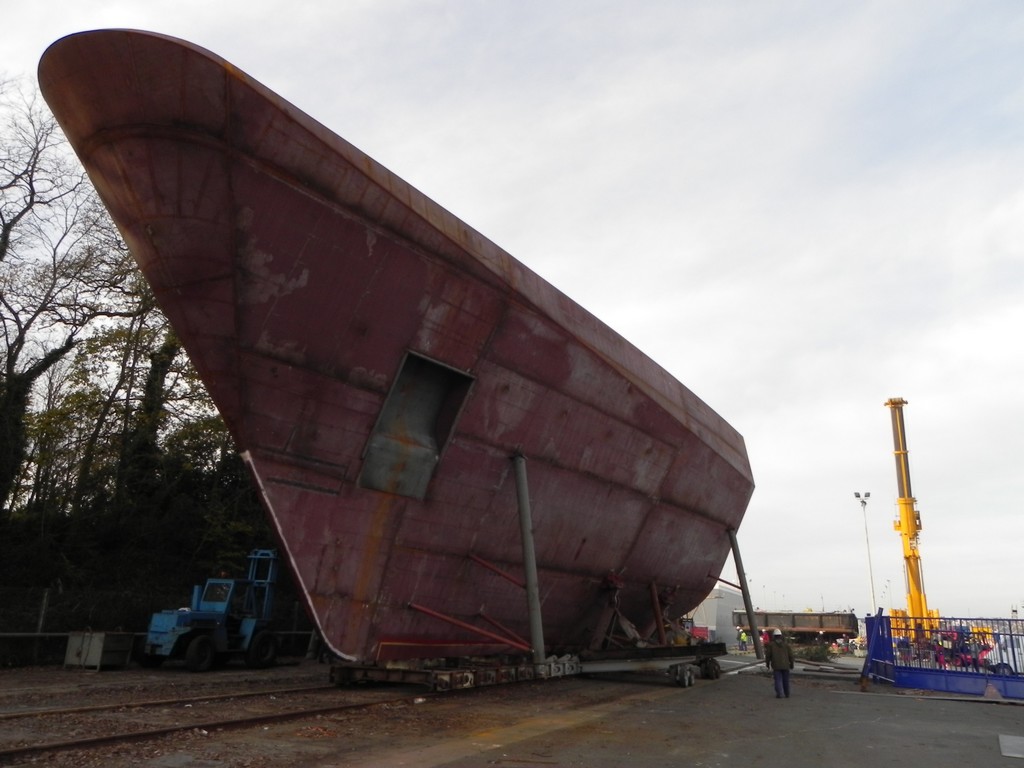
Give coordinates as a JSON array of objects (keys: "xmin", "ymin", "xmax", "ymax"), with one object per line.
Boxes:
[{"xmin": 38, "ymin": 29, "xmax": 754, "ymax": 664}]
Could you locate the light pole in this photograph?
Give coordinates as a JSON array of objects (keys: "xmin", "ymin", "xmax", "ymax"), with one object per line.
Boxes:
[{"xmin": 854, "ymin": 492, "xmax": 877, "ymax": 614}]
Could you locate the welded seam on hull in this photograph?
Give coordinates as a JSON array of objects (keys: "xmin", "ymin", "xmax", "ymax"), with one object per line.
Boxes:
[{"xmin": 264, "ymin": 476, "xmax": 341, "ymax": 496}]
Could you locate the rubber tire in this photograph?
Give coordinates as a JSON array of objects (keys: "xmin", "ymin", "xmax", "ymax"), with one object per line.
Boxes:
[
  {"xmin": 672, "ymin": 664, "xmax": 694, "ymax": 687},
  {"xmin": 245, "ymin": 630, "xmax": 278, "ymax": 669},
  {"xmin": 701, "ymin": 658, "xmax": 721, "ymax": 679},
  {"xmin": 186, "ymin": 635, "xmax": 215, "ymax": 672},
  {"xmin": 672, "ymin": 664, "xmax": 685, "ymax": 687}
]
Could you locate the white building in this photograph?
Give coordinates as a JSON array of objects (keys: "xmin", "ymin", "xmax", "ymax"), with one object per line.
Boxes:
[{"xmin": 690, "ymin": 586, "xmax": 747, "ymax": 644}]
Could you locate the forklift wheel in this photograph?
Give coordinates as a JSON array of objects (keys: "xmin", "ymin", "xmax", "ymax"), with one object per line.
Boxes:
[
  {"xmin": 186, "ymin": 635, "xmax": 215, "ymax": 672},
  {"xmin": 245, "ymin": 630, "xmax": 278, "ymax": 669}
]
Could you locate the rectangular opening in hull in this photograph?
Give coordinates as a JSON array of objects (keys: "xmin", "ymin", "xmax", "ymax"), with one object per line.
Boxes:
[{"xmin": 359, "ymin": 353, "xmax": 474, "ymax": 499}]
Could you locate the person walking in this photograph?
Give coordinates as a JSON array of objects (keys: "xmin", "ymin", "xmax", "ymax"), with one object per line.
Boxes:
[{"xmin": 765, "ymin": 628, "xmax": 795, "ymax": 698}]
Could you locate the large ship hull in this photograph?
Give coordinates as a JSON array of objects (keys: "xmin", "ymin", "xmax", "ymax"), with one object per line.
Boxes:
[{"xmin": 39, "ymin": 30, "xmax": 754, "ymax": 663}]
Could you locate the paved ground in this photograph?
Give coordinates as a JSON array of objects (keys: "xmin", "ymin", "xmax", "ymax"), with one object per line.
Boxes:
[
  {"xmin": 202, "ymin": 654, "xmax": 1024, "ymax": 767},
  {"xmin": 4, "ymin": 654, "xmax": 1024, "ymax": 766},
  {"xmin": 316, "ymin": 654, "xmax": 1024, "ymax": 768}
]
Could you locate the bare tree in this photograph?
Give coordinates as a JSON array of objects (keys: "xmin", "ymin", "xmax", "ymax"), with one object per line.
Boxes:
[
  {"xmin": 0, "ymin": 79, "xmax": 266, "ymax": 595},
  {"xmin": 0, "ymin": 78, "xmax": 141, "ymax": 514}
]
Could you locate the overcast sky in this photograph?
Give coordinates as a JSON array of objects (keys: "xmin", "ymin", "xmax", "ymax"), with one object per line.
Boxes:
[{"xmin": 5, "ymin": 1, "xmax": 1023, "ymax": 621}]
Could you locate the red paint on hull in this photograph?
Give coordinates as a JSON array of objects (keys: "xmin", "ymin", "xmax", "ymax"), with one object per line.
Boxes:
[{"xmin": 39, "ymin": 30, "xmax": 754, "ymax": 663}]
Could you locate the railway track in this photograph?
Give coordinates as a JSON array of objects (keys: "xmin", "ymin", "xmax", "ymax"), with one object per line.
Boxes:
[
  {"xmin": 0, "ymin": 682, "xmax": 333, "ymax": 721},
  {"xmin": 0, "ymin": 678, "xmax": 432, "ymax": 764}
]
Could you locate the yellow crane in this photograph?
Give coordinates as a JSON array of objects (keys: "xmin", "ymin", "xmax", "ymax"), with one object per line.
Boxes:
[{"xmin": 884, "ymin": 398, "xmax": 939, "ymax": 623}]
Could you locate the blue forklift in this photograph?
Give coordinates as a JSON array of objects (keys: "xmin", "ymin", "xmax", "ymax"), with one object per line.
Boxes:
[{"xmin": 141, "ymin": 549, "xmax": 280, "ymax": 672}]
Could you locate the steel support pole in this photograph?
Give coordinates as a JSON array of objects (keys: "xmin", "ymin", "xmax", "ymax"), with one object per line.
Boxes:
[
  {"xmin": 728, "ymin": 529, "xmax": 763, "ymax": 660},
  {"xmin": 649, "ymin": 582, "xmax": 668, "ymax": 646},
  {"xmin": 512, "ymin": 453, "xmax": 547, "ymax": 665}
]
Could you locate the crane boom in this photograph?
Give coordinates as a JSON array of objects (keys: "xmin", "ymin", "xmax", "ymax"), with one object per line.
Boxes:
[{"xmin": 885, "ymin": 397, "xmax": 933, "ymax": 620}]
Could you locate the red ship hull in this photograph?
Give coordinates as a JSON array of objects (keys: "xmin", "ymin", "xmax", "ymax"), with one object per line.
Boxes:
[{"xmin": 39, "ymin": 30, "xmax": 754, "ymax": 663}]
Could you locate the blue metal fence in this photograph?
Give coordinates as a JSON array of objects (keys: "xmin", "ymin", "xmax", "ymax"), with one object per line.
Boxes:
[{"xmin": 862, "ymin": 614, "xmax": 1024, "ymax": 699}]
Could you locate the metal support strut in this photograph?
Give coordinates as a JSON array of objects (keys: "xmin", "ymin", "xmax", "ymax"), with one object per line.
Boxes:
[
  {"xmin": 512, "ymin": 452, "xmax": 547, "ymax": 665},
  {"xmin": 728, "ymin": 529, "xmax": 763, "ymax": 660}
]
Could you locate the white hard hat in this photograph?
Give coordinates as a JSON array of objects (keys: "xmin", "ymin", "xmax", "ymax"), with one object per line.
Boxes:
[{"xmin": 773, "ymin": 629, "xmax": 782, "ymax": 636}]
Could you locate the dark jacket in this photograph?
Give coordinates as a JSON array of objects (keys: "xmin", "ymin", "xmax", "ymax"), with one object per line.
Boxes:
[{"xmin": 765, "ymin": 638, "xmax": 795, "ymax": 670}]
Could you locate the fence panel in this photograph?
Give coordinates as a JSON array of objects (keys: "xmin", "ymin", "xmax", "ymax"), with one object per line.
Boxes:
[{"xmin": 863, "ymin": 614, "xmax": 1024, "ymax": 700}]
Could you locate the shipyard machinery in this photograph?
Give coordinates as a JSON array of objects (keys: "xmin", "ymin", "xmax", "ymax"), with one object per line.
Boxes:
[
  {"xmin": 885, "ymin": 398, "xmax": 939, "ymax": 622},
  {"xmin": 141, "ymin": 549, "xmax": 280, "ymax": 672}
]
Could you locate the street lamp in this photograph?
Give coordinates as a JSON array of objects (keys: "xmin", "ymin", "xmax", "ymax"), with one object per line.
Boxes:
[{"xmin": 854, "ymin": 492, "xmax": 877, "ymax": 614}]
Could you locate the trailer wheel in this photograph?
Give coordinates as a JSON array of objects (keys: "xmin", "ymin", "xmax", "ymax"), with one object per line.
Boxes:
[
  {"xmin": 186, "ymin": 635, "xmax": 215, "ymax": 672},
  {"xmin": 245, "ymin": 630, "xmax": 278, "ymax": 669},
  {"xmin": 671, "ymin": 664, "xmax": 684, "ymax": 686},
  {"xmin": 700, "ymin": 658, "xmax": 721, "ymax": 679},
  {"xmin": 672, "ymin": 663, "xmax": 695, "ymax": 688}
]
